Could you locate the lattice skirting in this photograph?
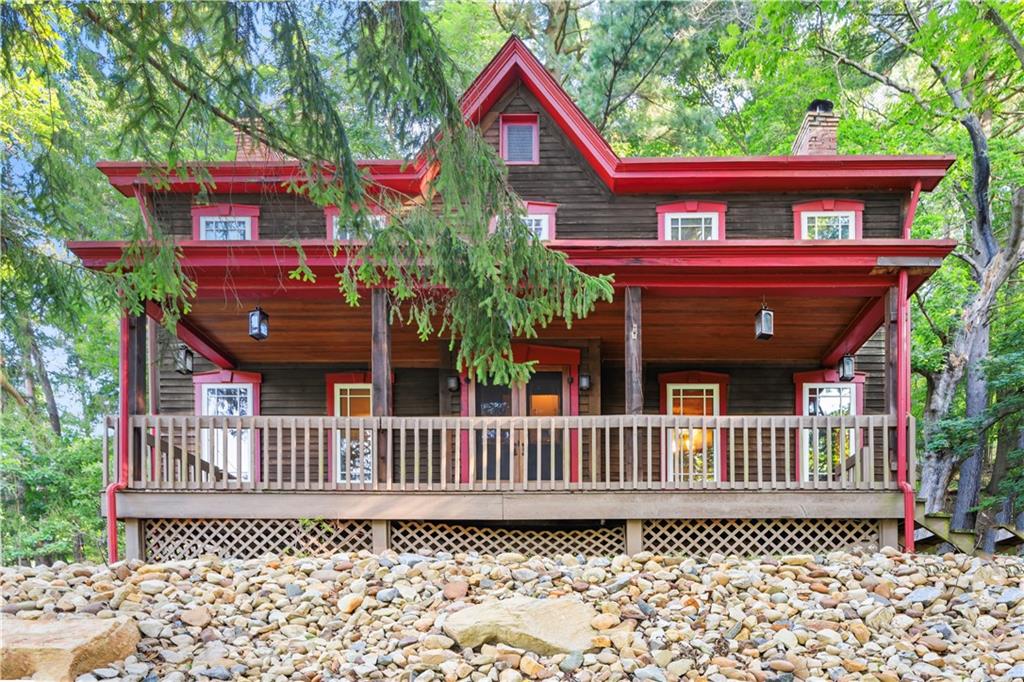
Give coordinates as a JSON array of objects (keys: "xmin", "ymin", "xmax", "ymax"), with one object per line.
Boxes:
[
  {"xmin": 643, "ymin": 518, "xmax": 880, "ymax": 557},
  {"xmin": 144, "ymin": 518, "xmax": 373, "ymax": 561},
  {"xmin": 390, "ymin": 521, "xmax": 626, "ymax": 557}
]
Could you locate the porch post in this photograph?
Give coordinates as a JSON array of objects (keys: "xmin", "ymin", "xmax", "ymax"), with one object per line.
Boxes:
[
  {"xmin": 127, "ymin": 314, "xmax": 148, "ymax": 480},
  {"xmin": 624, "ymin": 287, "xmax": 643, "ymax": 483},
  {"xmin": 895, "ymin": 270, "xmax": 915, "ymax": 551},
  {"xmin": 371, "ymin": 288, "xmax": 392, "ymax": 485}
]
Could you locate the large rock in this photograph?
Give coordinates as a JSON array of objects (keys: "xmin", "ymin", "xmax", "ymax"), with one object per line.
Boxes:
[
  {"xmin": 0, "ymin": 615, "xmax": 140, "ymax": 682},
  {"xmin": 443, "ymin": 596, "xmax": 598, "ymax": 655}
]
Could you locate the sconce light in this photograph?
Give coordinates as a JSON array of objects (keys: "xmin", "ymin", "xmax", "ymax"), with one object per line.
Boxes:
[
  {"xmin": 578, "ymin": 373, "xmax": 592, "ymax": 391},
  {"xmin": 838, "ymin": 354, "xmax": 855, "ymax": 382},
  {"xmin": 446, "ymin": 375, "xmax": 460, "ymax": 393},
  {"xmin": 754, "ymin": 301, "xmax": 774, "ymax": 341},
  {"xmin": 248, "ymin": 306, "xmax": 269, "ymax": 341},
  {"xmin": 174, "ymin": 343, "xmax": 194, "ymax": 375}
]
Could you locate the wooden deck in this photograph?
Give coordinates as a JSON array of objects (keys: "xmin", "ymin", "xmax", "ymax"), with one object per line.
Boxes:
[{"xmin": 105, "ymin": 413, "xmax": 909, "ymax": 495}]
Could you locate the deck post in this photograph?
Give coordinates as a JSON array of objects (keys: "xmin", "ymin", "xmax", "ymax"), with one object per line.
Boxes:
[
  {"xmin": 124, "ymin": 519, "xmax": 145, "ymax": 560},
  {"xmin": 625, "ymin": 519, "xmax": 643, "ymax": 555},
  {"xmin": 371, "ymin": 519, "xmax": 390, "ymax": 554},
  {"xmin": 127, "ymin": 314, "xmax": 147, "ymax": 481},
  {"xmin": 624, "ymin": 287, "xmax": 643, "ymax": 482},
  {"xmin": 371, "ymin": 288, "xmax": 392, "ymax": 485},
  {"xmin": 879, "ymin": 519, "xmax": 898, "ymax": 550}
]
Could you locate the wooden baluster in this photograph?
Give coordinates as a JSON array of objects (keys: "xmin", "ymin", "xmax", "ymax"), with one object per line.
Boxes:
[
  {"xmin": 153, "ymin": 416, "xmax": 163, "ymax": 489},
  {"xmin": 468, "ymin": 419, "xmax": 476, "ymax": 491},
  {"xmin": 783, "ymin": 418, "xmax": 791, "ymax": 489},
  {"xmin": 440, "ymin": 419, "xmax": 448, "ymax": 490},
  {"xmin": 317, "ymin": 418, "xmax": 324, "ymax": 491},
  {"xmin": 563, "ymin": 418, "xmax": 570, "ymax": 490},
  {"xmin": 589, "ymin": 422, "xmax": 597, "ymax": 490},
  {"xmin": 755, "ymin": 418, "xmax": 763, "ymax": 490},
  {"xmin": 770, "ymin": 420, "xmax": 777, "ymax": 490},
  {"xmin": 728, "ymin": 419, "xmax": 736, "ymax": 489},
  {"xmin": 879, "ymin": 416, "xmax": 888, "ymax": 490}
]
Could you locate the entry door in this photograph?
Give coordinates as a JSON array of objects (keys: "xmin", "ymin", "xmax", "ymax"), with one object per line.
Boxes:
[
  {"xmin": 665, "ymin": 383, "xmax": 719, "ymax": 482},
  {"xmin": 474, "ymin": 370, "xmax": 565, "ymax": 482},
  {"xmin": 200, "ymin": 383, "xmax": 253, "ymax": 482}
]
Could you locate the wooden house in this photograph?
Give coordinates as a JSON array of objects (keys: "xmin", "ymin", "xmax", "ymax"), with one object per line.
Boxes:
[{"xmin": 70, "ymin": 38, "xmax": 955, "ymax": 562}]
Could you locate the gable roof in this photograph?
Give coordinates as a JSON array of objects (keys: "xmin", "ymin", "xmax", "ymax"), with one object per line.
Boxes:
[{"xmin": 98, "ymin": 36, "xmax": 953, "ymax": 197}]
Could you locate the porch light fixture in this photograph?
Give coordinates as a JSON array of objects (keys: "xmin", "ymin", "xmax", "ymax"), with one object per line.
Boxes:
[
  {"xmin": 248, "ymin": 306, "xmax": 269, "ymax": 341},
  {"xmin": 579, "ymin": 373, "xmax": 592, "ymax": 391},
  {"xmin": 446, "ymin": 375, "xmax": 460, "ymax": 393},
  {"xmin": 754, "ymin": 301, "xmax": 774, "ymax": 341},
  {"xmin": 838, "ymin": 354, "xmax": 856, "ymax": 382},
  {"xmin": 174, "ymin": 343, "xmax": 194, "ymax": 375}
]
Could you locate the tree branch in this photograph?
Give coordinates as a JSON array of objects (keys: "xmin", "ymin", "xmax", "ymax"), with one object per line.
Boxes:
[
  {"xmin": 986, "ymin": 4, "xmax": 1024, "ymax": 70},
  {"xmin": 914, "ymin": 291, "xmax": 949, "ymax": 345}
]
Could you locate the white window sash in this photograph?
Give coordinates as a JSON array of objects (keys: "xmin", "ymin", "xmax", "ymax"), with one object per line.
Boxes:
[
  {"xmin": 800, "ymin": 211, "xmax": 855, "ymax": 240},
  {"xmin": 665, "ymin": 383, "xmax": 720, "ymax": 482},
  {"xmin": 801, "ymin": 382, "xmax": 857, "ymax": 482},
  {"xmin": 199, "ymin": 215, "xmax": 251, "ymax": 241},
  {"xmin": 333, "ymin": 383, "xmax": 374, "ymax": 483},
  {"xmin": 663, "ymin": 212, "xmax": 718, "ymax": 241},
  {"xmin": 524, "ymin": 214, "xmax": 550, "ymax": 240},
  {"xmin": 199, "ymin": 383, "xmax": 254, "ymax": 482},
  {"xmin": 333, "ymin": 214, "xmax": 387, "ymax": 241}
]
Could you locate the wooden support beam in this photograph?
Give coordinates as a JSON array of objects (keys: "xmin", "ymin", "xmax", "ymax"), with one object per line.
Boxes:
[
  {"xmin": 145, "ymin": 301, "xmax": 236, "ymax": 370},
  {"xmin": 372, "ymin": 520, "xmax": 390, "ymax": 554},
  {"xmin": 624, "ymin": 287, "xmax": 643, "ymax": 414},
  {"xmin": 371, "ymin": 289, "xmax": 392, "ymax": 416},
  {"xmin": 625, "ymin": 519, "xmax": 643, "ymax": 554},
  {"xmin": 124, "ymin": 519, "xmax": 144, "ymax": 560},
  {"xmin": 884, "ymin": 287, "xmax": 898, "ymax": 414},
  {"xmin": 127, "ymin": 314, "xmax": 147, "ymax": 483}
]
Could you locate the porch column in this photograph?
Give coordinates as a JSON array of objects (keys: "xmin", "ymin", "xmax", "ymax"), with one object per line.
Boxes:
[
  {"xmin": 371, "ymin": 289, "xmax": 392, "ymax": 486},
  {"xmin": 126, "ymin": 314, "xmax": 148, "ymax": 479},
  {"xmin": 624, "ymin": 287, "xmax": 643, "ymax": 414},
  {"xmin": 112, "ymin": 312, "xmax": 147, "ymax": 562}
]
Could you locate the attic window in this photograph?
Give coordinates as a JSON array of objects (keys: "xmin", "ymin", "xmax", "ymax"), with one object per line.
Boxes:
[
  {"xmin": 501, "ymin": 114, "xmax": 539, "ymax": 164},
  {"xmin": 191, "ymin": 204, "xmax": 260, "ymax": 241},
  {"xmin": 523, "ymin": 201, "xmax": 557, "ymax": 241},
  {"xmin": 325, "ymin": 207, "xmax": 387, "ymax": 241},
  {"xmin": 656, "ymin": 201, "xmax": 727, "ymax": 241},
  {"xmin": 793, "ymin": 199, "xmax": 864, "ymax": 240}
]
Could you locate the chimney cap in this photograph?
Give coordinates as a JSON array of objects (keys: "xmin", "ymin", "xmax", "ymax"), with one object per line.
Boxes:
[{"xmin": 807, "ymin": 99, "xmax": 834, "ymax": 113}]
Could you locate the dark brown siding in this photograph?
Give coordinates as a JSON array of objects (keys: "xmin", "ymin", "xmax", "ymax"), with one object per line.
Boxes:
[{"xmin": 151, "ymin": 192, "xmax": 327, "ymax": 241}]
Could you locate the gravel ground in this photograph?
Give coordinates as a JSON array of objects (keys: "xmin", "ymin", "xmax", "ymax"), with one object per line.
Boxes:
[{"xmin": 3, "ymin": 547, "xmax": 1024, "ymax": 681}]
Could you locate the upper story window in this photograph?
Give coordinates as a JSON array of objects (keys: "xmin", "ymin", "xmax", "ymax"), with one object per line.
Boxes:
[
  {"xmin": 500, "ymin": 114, "xmax": 539, "ymax": 165},
  {"xmin": 793, "ymin": 199, "xmax": 864, "ymax": 240},
  {"xmin": 523, "ymin": 201, "xmax": 557, "ymax": 241},
  {"xmin": 191, "ymin": 204, "xmax": 260, "ymax": 241},
  {"xmin": 325, "ymin": 207, "xmax": 387, "ymax": 241},
  {"xmin": 656, "ymin": 201, "xmax": 727, "ymax": 241}
]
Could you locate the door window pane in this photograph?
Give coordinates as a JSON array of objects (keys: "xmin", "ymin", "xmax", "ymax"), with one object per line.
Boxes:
[
  {"xmin": 666, "ymin": 384, "xmax": 718, "ymax": 482},
  {"xmin": 802, "ymin": 383, "xmax": 857, "ymax": 481},
  {"xmin": 200, "ymin": 383, "xmax": 253, "ymax": 482},
  {"xmin": 335, "ymin": 385, "xmax": 373, "ymax": 483}
]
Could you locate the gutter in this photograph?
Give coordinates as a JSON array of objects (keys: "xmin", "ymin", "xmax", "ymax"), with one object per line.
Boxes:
[
  {"xmin": 106, "ymin": 315, "xmax": 130, "ymax": 563},
  {"xmin": 896, "ymin": 269, "xmax": 916, "ymax": 552}
]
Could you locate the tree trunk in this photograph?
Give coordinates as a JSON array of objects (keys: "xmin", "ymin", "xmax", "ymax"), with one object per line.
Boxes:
[
  {"xmin": 950, "ymin": 322, "xmax": 991, "ymax": 530},
  {"xmin": 982, "ymin": 419, "xmax": 1017, "ymax": 553},
  {"xmin": 26, "ymin": 322, "xmax": 62, "ymax": 437}
]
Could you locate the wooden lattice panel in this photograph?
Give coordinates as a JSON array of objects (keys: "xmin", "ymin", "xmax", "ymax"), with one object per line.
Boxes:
[
  {"xmin": 643, "ymin": 518, "xmax": 879, "ymax": 557},
  {"xmin": 390, "ymin": 521, "xmax": 625, "ymax": 557},
  {"xmin": 144, "ymin": 518, "xmax": 373, "ymax": 561}
]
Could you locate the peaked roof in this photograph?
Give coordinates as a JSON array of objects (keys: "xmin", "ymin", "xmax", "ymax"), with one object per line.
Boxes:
[{"xmin": 97, "ymin": 36, "xmax": 954, "ymax": 197}]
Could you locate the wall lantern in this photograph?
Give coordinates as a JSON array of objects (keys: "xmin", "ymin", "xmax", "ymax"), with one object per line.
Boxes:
[
  {"xmin": 838, "ymin": 354, "xmax": 856, "ymax": 382},
  {"xmin": 578, "ymin": 373, "xmax": 592, "ymax": 392},
  {"xmin": 446, "ymin": 375, "xmax": 461, "ymax": 393},
  {"xmin": 174, "ymin": 343, "xmax": 194, "ymax": 375},
  {"xmin": 248, "ymin": 306, "xmax": 269, "ymax": 341},
  {"xmin": 754, "ymin": 302, "xmax": 774, "ymax": 341}
]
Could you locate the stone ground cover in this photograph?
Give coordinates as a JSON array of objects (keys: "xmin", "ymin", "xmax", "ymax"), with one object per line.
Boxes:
[{"xmin": 2, "ymin": 548, "xmax": 1024, "ymax": 681}]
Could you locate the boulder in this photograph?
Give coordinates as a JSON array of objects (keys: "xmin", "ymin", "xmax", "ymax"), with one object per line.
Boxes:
[
  {"xmin": 0, "ymin": 615, "xmax": 140, "ymax": 682},
  {"xmin": 443, "ymin": 596, "xmax": 598, "ymax": 655}
]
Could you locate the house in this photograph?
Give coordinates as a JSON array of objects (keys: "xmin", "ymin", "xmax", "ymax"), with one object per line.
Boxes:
[{"xmin": 70, "ymin": 37, "xmax": 955, "ymax": 562}]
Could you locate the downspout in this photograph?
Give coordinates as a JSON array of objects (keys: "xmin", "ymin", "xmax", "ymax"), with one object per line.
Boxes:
[
  {"xmin": 902, "ymin": 180, "xmax": 922, "ymax": 239},
  {"xmin": 106, "ymin": 314, "xmax": 130, "ymax": 563},
  {"xmin": 896, "ymin": 269, "xmax": 915, "ymax": 551}
]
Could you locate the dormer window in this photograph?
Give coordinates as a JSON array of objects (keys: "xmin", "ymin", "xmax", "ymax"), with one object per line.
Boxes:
[
  {"xmin": 191, "ymin": 204, "xmax": 260, "ymax": 241},
  {"xmin": 656, "ymin": 201, "xmax": 727, "ymax": 241},
  {"xmin": 793, "ymin": 199, "xmax": 864, "ymax": 240},
  {"xmin": 523, "ymin": 201, "xmax": 557, "ymax": 241},
  {"xmin": 500, "ymin": 114, "xmax": 539, "ymax": 165},
  {"xmin": 326, "ymin": 207, "xmax": 387, "ymax": 241}
]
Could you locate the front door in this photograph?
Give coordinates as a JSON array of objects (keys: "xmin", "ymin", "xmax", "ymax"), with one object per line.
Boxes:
[
  {"xmin": 665, "ymin": 383, "xmax": 720, "ymax": 482},
  {"xmin": 474, "ymin": 369, "xmax": 566, "ymax": 483}
]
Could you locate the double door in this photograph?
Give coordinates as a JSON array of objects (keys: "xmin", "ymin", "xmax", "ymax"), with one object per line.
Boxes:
[{"xmin": 474, "ymin": 370, "xmax": 565, "ymax": 482}]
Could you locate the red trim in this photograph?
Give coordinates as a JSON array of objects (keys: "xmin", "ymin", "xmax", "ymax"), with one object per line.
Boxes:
[
  {"xmin": 500, "ymin": 114, "xmax": 539, "ymax": 165},
  {"xmin": 106, "ymin": 315, "xmax": 131, "ymax": 562},
  {"xmin": 192, "ymin": 370, "xmax": 263, "ymax": 412},
  {"xmin": 658, "ymin": 371, "xmax": 730, "ymax": 481},
  {"xmin": 145, "ymin": 302, "xmax": 236, "ymax": 369},
  {"xmin": 656, "ymin": 201, "xmax": 727, "ymax": 241},
  {"xmin": 896, "ymin": 270, "xmax": 914, "ymax": 550},
  {"xmin": 525, "ymin": 201, "xmax": 558, "ymax": 240},
  {"xmin": 191, "ymin": 203, "xmax": 260, "ymax": 241},
  {"xmin": 903, "ymin": 181, "xmax": 922, "ymax": 239},
  {"xmin": 793, "ymin": 199, "xmax": 864, "ymax": 240},
  {"xmin": 793, "ymin": 369, "xmax": 866, "ymax": 481}
]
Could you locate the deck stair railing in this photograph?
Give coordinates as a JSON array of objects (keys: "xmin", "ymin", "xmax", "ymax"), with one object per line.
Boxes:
[{"xmin": 103, "ymin": 414, "xmax": 901, "ymax": 493}]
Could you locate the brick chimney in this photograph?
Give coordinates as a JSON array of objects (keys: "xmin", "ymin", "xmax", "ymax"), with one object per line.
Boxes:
[
  {"xmin": 791, "ymin": 99, "xmax": 839, "ymax": 155},
  {"xmin": 234, "ymin": 119, "xmax": 286, "ymax": 162}
]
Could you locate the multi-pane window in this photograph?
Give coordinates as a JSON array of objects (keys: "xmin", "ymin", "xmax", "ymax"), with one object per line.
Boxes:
[
  {"xmin": 802, "ymin": 383, "xmax": 857, "ymax": 481},
  {"xmin": 523, "ymin": 215, "xmax": 550, "ymax": 240},
  {"xmin": 334, "ymin": 384, "xmax": 373, "ymax": 483},
  {"xmin": 332, "ymin": 213, "xmax": 387, "ymax": 241},
  {"xmin": 665, "ymin": 384, "xmax": 719, "ymax": 482},
  {"xmin": 801, "ymin": 212, "xmax": 855, "ymax": 240},
  {"xmin": 665, "ymin": 213, "xmax": 718, "ymax": 241},
  {"xmin": 200, "ymin": 216, "xmax": 252, "ymax": 241},
  {"xmin": 200, "ymin": 383, "xmax": 254, "ymax": 482}
]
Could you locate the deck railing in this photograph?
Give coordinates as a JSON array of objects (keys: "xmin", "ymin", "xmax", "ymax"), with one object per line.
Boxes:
[{"xmin": 103, "ymin": 414, "xmax": 906, "ymax": 492}]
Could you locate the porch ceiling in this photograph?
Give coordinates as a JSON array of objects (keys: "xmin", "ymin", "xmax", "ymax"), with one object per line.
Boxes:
[{"xmin": 181, "ymin": 293, "xmax": 872, "ymax": 366}]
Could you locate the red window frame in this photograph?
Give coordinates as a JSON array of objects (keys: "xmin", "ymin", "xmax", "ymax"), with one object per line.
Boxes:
[
  {"xmin": 524, "ymin": 201, "xmax": 558, "ymax": 240},
  {"xmin": 792, "ymin": 199, "xmax": 864, "ymax": 240},
  {"xmin": 500, "ymin": 113, "xmax": 540, "ymax": 165},
  {"xmin": 191, "ymin": 204, "xmax": 260, "ymax": 241},
  {"xmin": 656, "ymin": 201, "xmax": 728, "ymax": 241},
  {"xmin": 658, "ymin": 370, "xmax": 730, "ymax": 481},
  {"xmin": 192, "ymin": 369, "xmax": 263, "ymax": 481}
]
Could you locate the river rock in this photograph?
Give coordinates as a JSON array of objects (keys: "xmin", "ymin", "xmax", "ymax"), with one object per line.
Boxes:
[
  {"xmin": 0, "ymin": 615, "xmax": 139, "ymax": 682},
  {"xmin": 444, "ymin": 595, "xmax": 599, "ymax": 655}
]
